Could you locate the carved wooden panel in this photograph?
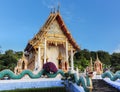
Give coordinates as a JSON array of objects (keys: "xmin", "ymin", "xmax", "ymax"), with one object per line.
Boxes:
[{"xmin": 47, "ymin": 20, "xmax": 64, "ymax": 35}]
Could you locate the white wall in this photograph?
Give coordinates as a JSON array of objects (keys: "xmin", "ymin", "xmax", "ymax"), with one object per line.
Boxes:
[{"xmin": 47, "ymin": 46, "xmax": 59, "ymax": 67}]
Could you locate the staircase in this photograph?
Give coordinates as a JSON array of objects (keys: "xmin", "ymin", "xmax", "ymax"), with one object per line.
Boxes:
[{"xmin": 92, "ymin": 79, "xmax": 119, "ymax": 92}]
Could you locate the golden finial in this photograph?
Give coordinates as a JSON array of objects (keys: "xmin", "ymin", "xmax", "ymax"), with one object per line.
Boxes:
[
  {"xmin": 90, "ymin": 57, "xmax": 93, "ymax": 72},
  {"xmin": 96, "ymin": 53, "xmax": 100, "ymax": 62},
  {"xmin": 57, "ymin": 2, "xmax": 60, "ymax": 13},
  {"xmin": 22, "ymin": 51, "xmax": 25, "ymax": 57},
  {"xmin": 96, "ymin": 53, "xmax": 99, "ymax": 60},
  {"xmin": 50, "ymin": 8, "xmax": 52, "ymax": 14},
  {"xmin": 90, "ymin": 57, "xmax": 93, "ymax": 65},
  {"xmin": 53, "ymin": 6, "xmax": 56, "ymax": 13}
]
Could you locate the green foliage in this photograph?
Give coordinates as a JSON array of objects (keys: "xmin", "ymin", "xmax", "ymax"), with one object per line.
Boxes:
[
  {"xmin": 74, "ymin": 49, "xmax": 90, "ymax": 60},
  {"xmin": 74, "ymin": 49, "xmax": 90, "ymax": 71},
  {"xmin": 74, "ymin": 58, "xmax": 89, "ymax": 71},
  {"xmin": 0, "ymin": 50, "xmax": 23, "ymax": 71},
  {"xmin": 90, "ymin": 51, "xmax": 96, "ymax": 61},
  {"xmin": 74, "ymin": 49, "xmax": 120, "ymax": 72},
  {"xmin": 97, "ymin": 50, "xmax": 111, "ymax": 65},
  {"xmin": 0, "ymin": 48, "xmax": 120, "ymax": 73},
  {"xmin": 0, "ymin": 45, "xmax": 2, "ymax": 54},
  {"xmin": 110, "ymin": 53, "xmax": 120, "ymax": 72},
  {"xmin": 61, "ymin": 73, "xmax": 76, "ymax": 84}
]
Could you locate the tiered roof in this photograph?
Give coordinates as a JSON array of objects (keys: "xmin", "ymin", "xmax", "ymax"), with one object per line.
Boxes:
[{"xmin": 25, "ymin": 11, "xmax": 80, "ymax": 51}]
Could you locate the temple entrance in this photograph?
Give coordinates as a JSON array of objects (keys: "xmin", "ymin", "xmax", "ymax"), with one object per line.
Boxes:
[
  {"xmin": 57, "ymin": 51, "xmax": 63, "ymax": 69},
  {"xmin": 58, "ymin": 59, "xmax": 62, "ymax": 69},
  {"xmin": 22, "ymin": 61, "xmax": 25, "ymax": 70},
  {"xmin": 65, "ymin": 62, "xmax": 67, "ymax": 70}
]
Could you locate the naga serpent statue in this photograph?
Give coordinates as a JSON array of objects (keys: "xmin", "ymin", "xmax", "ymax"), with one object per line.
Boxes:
[
  {"xmin": 77, "ymin": 75, "xmax": 93, "ymax": 92},
  {"xmin": 0, "ymin": 69, "xmax": 93, "ymax": 92},
  {"xmin": 102, "ymin": 70, "xmax": 120, "ymax": 81},
  {"xmin": 0, "ymin": 69, "xmax": 65, "ymax": 79},
  {"xmin": 62, "ymin": 72, "xmax": 93, "ymax": 92},
  {"xmin": 0, "ymin": 62, "xmax": 65, "ymax": 79}
]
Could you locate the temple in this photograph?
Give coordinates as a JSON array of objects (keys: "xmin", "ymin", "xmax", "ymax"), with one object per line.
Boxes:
[
  {"xmin": 94, "ymin": 54, "xmax": 103, "ymax": 74},
  {"xmin": 15, "ymin": 9, "xmax": 80, "ymax": 74}
]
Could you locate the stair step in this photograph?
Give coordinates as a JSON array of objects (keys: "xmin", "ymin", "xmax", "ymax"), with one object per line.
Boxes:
[{"xmin": 92, "ymin": 79, "xmax": 119, "ymax": 92}]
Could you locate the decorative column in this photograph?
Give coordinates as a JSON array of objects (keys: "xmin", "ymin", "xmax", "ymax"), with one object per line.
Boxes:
[
  {"xmin": 24, "ymin": 62, "xmax": 27, "ymax": 69},
  {"xmin": 71, "ymin": 48, "xmax": 74, "ymax": 71},
  {"xmin": 90, "ymin": 57, "xmax": 93, "ymax": 72},
  {"xmin": 66, "ymin": 39, "xmax": 68, "ymax": 61},
  {"xmin": 44, "ymin": 38, "xmax": 47, "ymax": 64},
  {"xmin": 34, "ymin": 54, "xmax": 38, "ymax": 70},
  {"xmin": 38, "ymin": 46, "xmax": 41, "ymax": 69}
]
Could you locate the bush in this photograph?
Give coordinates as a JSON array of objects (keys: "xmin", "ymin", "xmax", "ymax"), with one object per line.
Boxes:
[{"xmin": 43, "ymin": 62, "xmax": 58, "ymax": 73}]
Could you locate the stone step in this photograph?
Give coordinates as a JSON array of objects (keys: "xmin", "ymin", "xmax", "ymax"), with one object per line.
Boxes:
[{"xmin": 92, "ymin": 79, "xmax": 119, "ymax": 92}]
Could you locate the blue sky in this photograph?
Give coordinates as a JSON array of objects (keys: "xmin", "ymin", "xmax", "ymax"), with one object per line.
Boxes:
[{"xmin": 0, "ymin": 0, "xmax": 120, "ymax": 54}]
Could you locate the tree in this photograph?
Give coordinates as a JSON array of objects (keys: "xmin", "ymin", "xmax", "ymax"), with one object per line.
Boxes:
[
  {"xmin": 74, "ymin": 49, "xmax": 90, "ymax": 71},
  {"xmin": 0, "ymin": 52, "xmax": 17, "ymax": 70},
  {"xmin": 0, "ymin": 50, "xmax": 23, "ymax": 71},
  {"xmin": 0, "ymin": 45, "xmax": 2, "ymax": 54},
  {"xmin": 97, "ymin": 50, "xmax": 111, "ymax": 65},
  {"xmin": 111, "ymin": 53, "xmax": 120, "ymax": 72},
  {"xmin": 82, "ymin": 49, "xmax": 91, "ymax": 60},
  {"xmin": 90, "ymin": 51, "xmax": 96, "ymax": 61},
  {"xmin": 74, "ymin": 56, "xmax": 90, "ymax": 71},
  {"xmin": 74, "ymin": 49, "xmax": 112, "ymax": 72},
  {"xmin": 15, "ymin": 51, "xmax": 23, "ymax": 59},
  {"xmin": 74, "ymin": 49, "xmax": 90, "ymax": 60},
  {"xmin": 5, "ymin": 50, "xmax": 14, "ymax": 55}
]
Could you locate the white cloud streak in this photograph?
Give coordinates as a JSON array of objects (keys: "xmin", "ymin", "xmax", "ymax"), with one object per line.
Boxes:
[
  {"xmin": 113, "ymin": 44, "xmax": 120, "ymax": 53},
  {"xmin": 42, "ymin": 0, "xmax": 59, "ymax": 9},
  {"xmin": 41, "ymin": 0, "xmax": 76, "ymax": 24}
]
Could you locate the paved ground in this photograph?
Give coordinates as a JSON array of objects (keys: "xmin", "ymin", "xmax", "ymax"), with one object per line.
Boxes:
[{"xmin": 92, "ymin": 79, "xmax": 120, "ymax": 92}]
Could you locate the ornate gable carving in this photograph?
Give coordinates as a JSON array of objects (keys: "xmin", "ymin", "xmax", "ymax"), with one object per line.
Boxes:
[{"xmin": 47, "ymin": 20, "xmax": 64, "ymax": 36}]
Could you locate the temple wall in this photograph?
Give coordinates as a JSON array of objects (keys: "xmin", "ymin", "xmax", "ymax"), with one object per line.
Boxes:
[
  {"xmin": 47, "ymin": 46, "xmax": 59, "ymax": 68},
  {"xmin": 29, "ymin": 52, "xmax": 33, "ymax": 61},
  {"xmin": 40, "ymin": 48, "xmax": 44, "ymax": 69},
  {"xmin": 27, "ymin": 51, "xmax": 36, "ymax": 70},
  {"xmin": 34, "ymin": 53, "xmax": 38, "ymax": 69},
  {"xmin": 59, "ymin": 45, "xmax": 66, "ymax": 60},
  {"xmin": 28, "ymin": 61, "xmax": 35, "ymax": 70},
  {"xmin": 46, "ymin": 45, "xmax": 67, "ymax": 69}
]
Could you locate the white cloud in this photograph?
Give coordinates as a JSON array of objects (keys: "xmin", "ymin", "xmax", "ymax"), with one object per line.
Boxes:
[
  {"xmin": 42, "ymin": 0, "xmax": 59, "ymax": 9},
  {"xmin": 62, "ymin": 10, "xmax": 73, "ymax": 21},
  {"xmin": 113, "ymin": 44, "xmax": 120, "ymax": 53},
  {"xmin": 41, "ymin": 0, "xmax": 74, "ymax": 24}
]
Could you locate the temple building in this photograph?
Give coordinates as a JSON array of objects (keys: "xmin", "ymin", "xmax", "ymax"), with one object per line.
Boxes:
[{"xmin": 15, "ymin": 9, "xmax": 80, "ymax": 74}]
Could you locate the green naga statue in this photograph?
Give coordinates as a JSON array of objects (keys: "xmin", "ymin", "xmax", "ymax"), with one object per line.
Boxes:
[
  {"xmin": 0, "ymin": 69, "xmax": 93, "ymax": 92},
  {"xmin": 102, "ymin": 70, "xmax": 120, "ymax": 81},
  {"xmin": 0, "ymin": 62, "xmax": 93, "ymax": 92},
  {"xmin": 0, "ymin": 69, "xmax": 64, "ymax": 79},
  {"xmin": 62, "ymin": 72, "xmax": 93, "ymax": 92}
]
